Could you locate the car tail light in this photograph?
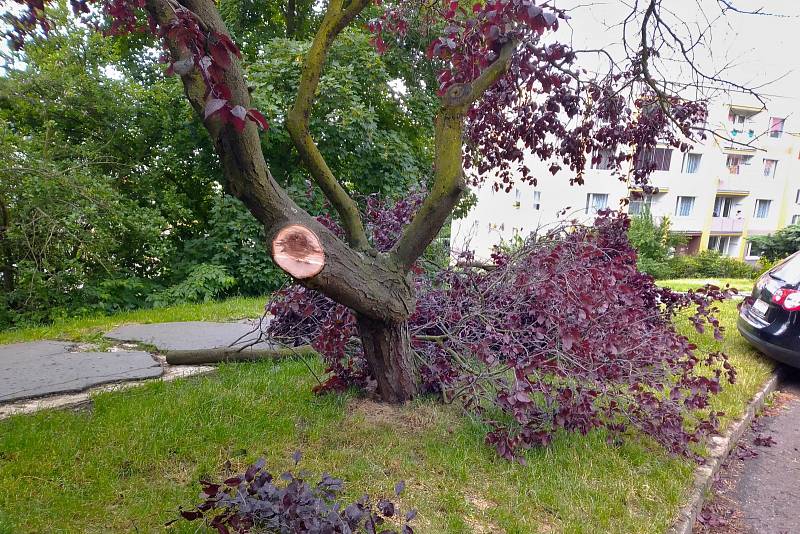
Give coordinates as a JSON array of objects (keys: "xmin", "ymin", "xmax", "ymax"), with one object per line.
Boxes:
[{"xmin": 771, "ymin": 288, "xmax": 800, "ymax": 311}]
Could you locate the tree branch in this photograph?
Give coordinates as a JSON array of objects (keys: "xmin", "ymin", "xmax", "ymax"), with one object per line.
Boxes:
[
  {"xmin": 392, "ymin": 39, "xmax": 519, "ymax": 271},
  {"xmin": 286, "ymin": 0, "xmax": 372, "ymax": 251},
  {"xmin": 144, "ymin": 0, "xmax": 415, "ymax": 322},
  {"xmin": 439, "ymin": 38, "xmax": 519, "ymax": 112}
]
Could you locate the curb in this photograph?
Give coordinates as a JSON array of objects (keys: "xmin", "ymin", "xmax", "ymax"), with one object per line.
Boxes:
[{"xmin": 667, "ymin": 370, "xmax": 780, "ymax": 534}]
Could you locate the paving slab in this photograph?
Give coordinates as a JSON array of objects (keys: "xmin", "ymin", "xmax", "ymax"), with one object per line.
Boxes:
[
  {"xmin": 0, "ymin": 341, "xmax": 162, "ymax": 403},
  {"xmin": 104, "ymin": 321, "xmax": 271, "ymax": 352},
  {"xmin": 732, "ymin": 369, "xmax": 800, "ymax": 534}
]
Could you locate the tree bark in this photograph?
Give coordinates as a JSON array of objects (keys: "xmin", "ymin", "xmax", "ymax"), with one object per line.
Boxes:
[
  {"xmin": 165, "ymin": 344, "xmax": 317, "ymax": 365},
  {"xmin": 356, "ymin": 315, "xmax": 418, "ymax": 402}
]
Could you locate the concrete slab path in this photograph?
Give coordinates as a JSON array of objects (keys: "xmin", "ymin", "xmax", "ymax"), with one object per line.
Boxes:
[
  {"xmin": 104, "ymin": 321, "xmax": 270, "ymax": 351},
  {"xmin": 0, "ymin": 341, "xmax": 162, "ymax": 403}
]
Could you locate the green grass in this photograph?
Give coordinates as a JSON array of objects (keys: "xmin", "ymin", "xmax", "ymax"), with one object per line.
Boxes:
[
  {"xmin": 675, "ymin": 300, "xmax": 775, "ymax": 430},
  {"xmin": 0, "ymin": 296, "xmax": 266, "ymax": 345},
  {"xmin": 657, "ymin": 278, "xmax": 755, "ymax": 293},
  {"xmin": 0, "ymin": 300, "xmax": 775, "ymax": 533}
]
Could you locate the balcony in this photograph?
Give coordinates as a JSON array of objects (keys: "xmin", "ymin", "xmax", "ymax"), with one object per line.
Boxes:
[
  {"xmin": 670, "ymin": 215, "xmax": 705, "ymax": 234},
  {"xmin": 711, "ymin": 217, "xmax": 744, "ymax": 233},
  {"xmin": 717, "ymin": 176, "xmax": 751, "ymax": 195}
]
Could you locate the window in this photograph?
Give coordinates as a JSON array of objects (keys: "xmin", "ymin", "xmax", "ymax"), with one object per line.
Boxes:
[
  {"xmin": 729, "ymin": 112, "xmax": 747, "ymax": 125},
  {"xmin": 513, "ymin": 188, "xmax": 521, "ymax": 208},
  {"xmin": 771, "ymin": 253, "xmax": 800, "ymax": 284},
  {"xmin": 533, "ymin": 191, "xmax": 541, "ymax": 210},
  {"xmin": 636, "ymin": 148, "xmax": 673, "ymax": 171},
  {"xmin": 675, "ymin": 196, "xmax": 695, "ymax": 217},
  {"xmin": 708, "ymin": 235, "xmax": 732, "ymax": 255},
  {"xmin": 796, "ymin": 189, "xmax": 800, "ymax": 204},
  {"xmin": 769, "ymin": 117, "xmax": 785, "ymax": 138},
  {"xmin": 763, "ymin": 159, "xmax": 778, "ymax": 178},
  {"xmin": 590, "ymin": 149, "xmax": 615, "ymax": 170},
  {"xmin": 682, "ymin": 153, "xmax": 702, "ymax": 174},
  {"xmin": 585, "ymin": 193, "xmax": 609, "ymax": 214},
  {"xmin": 713, "ymin": 196, "xmax": 735, "ymax": 218},
  {"xmin": 746, "ymin": 242, "xmax": 765, "ymax": 258},
  {"xmin": 754, "ymin": 199, "xmax": 772, "ymax": 219},
  {"xmin": 792, "ymin": 215, "xmax": 800, "ymax": 225},
  {"xmin": 629, "ymin": 196, "xmax": 652, "ymax": 216},
  {"xmin": 726, "ymin": 153, "xmax": 753, "ymax": 174}
]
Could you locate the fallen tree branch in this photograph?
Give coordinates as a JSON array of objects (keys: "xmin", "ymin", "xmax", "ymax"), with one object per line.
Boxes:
[{"xmin": 165, "ymin": 345, "xmax": 318, "ymax": 365}]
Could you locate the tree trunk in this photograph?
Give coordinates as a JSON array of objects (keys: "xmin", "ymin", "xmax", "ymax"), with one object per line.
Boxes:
[{"xmin": 356, "ymin": 315, "xmax": 418, "ymax": 403}]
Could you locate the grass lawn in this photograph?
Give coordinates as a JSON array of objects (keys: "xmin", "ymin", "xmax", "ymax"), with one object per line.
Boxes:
[
  {"xmin": 657, "ymin": 278, "xmax": 755, "ymax": 293},
  {"xmin": 0, "ymin": 299, "xmax": 775, "ymax": 533}
]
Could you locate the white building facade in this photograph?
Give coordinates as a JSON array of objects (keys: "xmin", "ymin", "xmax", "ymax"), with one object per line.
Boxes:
[{"xmin": 452, "ymin": 95, "xmax": 800, "ymax": 262}]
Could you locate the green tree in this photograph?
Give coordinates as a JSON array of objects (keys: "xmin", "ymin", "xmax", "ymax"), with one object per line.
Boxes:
[
  {"xmin": 628, "ymin": 209, "xmax": 684, "ymax": 261},
  {"xmin": 248, "ymin": 32, "xmax": 435, "ymax": 205},
  {"xmin": 0, "ymin": 122, "xmax": 168, "ymax": 324},
  {"xmin": 0, "ymin": 3, "xmax": 440, "ymax": 324},
  {"xmin": 748, "ymin": 225, "xmax": 800, "ymax": 262}
]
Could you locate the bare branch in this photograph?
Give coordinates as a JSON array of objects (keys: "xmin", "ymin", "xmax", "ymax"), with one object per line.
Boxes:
[{"xmin": 716, "ymin": 0, "xmax": 793, "ymax": 17}]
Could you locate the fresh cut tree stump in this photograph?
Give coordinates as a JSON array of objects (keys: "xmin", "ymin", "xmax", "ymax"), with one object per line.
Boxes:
[{"xmin": 272, "ymin": 224, "xmax": 325, "ymax": 279}]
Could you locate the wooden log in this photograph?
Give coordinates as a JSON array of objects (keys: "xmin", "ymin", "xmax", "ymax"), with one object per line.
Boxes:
[
  {"xmin": 165, "ymin": 345, "xmax": 318, "ymax": 365},
  {"xmin": 272, "ymin": 224, "xmax": 325, "ymax": 279}
]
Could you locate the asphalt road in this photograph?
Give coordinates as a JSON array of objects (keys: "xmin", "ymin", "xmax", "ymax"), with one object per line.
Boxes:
[{"xmin": 732, "ymin": 366, "xmax": 800, "ymax": 533}]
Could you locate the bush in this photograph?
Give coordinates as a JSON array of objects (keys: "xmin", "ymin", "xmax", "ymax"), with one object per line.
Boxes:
[
  {"xmin": 266, "ymin": 199, "xmax": 736, "ymax": 462},
  {"xmin": 147, "ymin": 264, "xmax": 236, "ymax": 308},
  {"xmin": 628, "ymin": 209, "xmax": 685, "ymax": 264},
  {"xmin": 665, "ymin": 251, "xmax": 756, "ymax": 279},
  {"xmin": 174, "ymin": 455, "xmax": 415, "ymax": 534},
  {"xmin": 748, "ymin": 225, "xmax": 800, "ymax": 262},
  {"xmin": 637, "ymin": 250, "xmax": 757, "ymax": 280},
  {"xmin": 635, "ymin": 257, "xmax": 674, "ymax": 280},
  {"xmin": 171, "ymin": 195, "xmax": 287, "ymax": 297},
  {"xmin": 627, "ymin": 210, "xmax": 756, "ymax": 280}
]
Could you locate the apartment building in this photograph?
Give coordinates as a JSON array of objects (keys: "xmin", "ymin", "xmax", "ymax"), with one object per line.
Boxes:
[{"xmin": 452, "ymin": 94, "xmax": 800, "ymax": 261}]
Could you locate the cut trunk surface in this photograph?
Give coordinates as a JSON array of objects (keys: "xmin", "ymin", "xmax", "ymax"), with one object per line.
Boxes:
[{"xmin": 356, "ymin": 315, "xmax": 418, "ymax": 403}]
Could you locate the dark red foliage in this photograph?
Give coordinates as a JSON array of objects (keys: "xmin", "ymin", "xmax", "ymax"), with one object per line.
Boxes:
[
  {"xmin": 368, "ymin": 1, "xmax": 707, "ymax": 193},
  {"xmin": 173, "ymin": 456, "xmax": 415, "ymax": 533},
  {"xmin": 753, "ymin": 434, "xmax": 776, "ymax": 447},
  {"xmin": 267, "ymin": 195, "xmax": 736, "ymax": 461}
]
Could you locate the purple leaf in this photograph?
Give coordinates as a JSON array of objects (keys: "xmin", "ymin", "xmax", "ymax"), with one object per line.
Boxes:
[{"xmin": 204, "ymin": 98, "xmax": 227, "ymax": 119}]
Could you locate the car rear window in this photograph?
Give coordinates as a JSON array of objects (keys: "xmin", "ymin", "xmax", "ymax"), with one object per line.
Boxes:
[{"xmin": 770, "ymin": 251, "xmax": 800, "ymax": 284}]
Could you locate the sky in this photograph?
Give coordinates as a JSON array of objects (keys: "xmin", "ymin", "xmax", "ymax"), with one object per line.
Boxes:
[{"xmin": 558, "ymin": 0, "xmax": 800, "ymax": 104}]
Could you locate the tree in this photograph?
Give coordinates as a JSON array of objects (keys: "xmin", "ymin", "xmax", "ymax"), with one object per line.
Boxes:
[
  {"xmin": 748, "ymin": 225, "xmax": 800, "ymax": 263},
  {"xmin": 6, "ymin": 0, "xmax": 756, "ymax": 402},
  {"xmin": 0, "ymin": 125, "xmax": 169, "ymax": 324},
  {"xmin": 628, "ymin": 208, "xmax": 686, "ymax": 278}
]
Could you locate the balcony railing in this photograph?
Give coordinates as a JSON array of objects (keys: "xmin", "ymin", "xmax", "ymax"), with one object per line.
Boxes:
[
  {"xmin": 711, "ymin": 217, "xmax": 744, "ymax": 233},
  {"xmin": 717, "ymin": 176, "xmax": 750, "ymax": 194}
]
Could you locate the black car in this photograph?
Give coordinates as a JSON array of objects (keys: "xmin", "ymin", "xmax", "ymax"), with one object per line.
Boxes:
[{"xmin": 738, "ymin": 251, "xmax": 800, "ymax": 368}]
